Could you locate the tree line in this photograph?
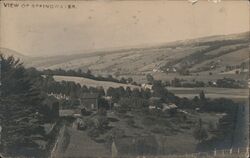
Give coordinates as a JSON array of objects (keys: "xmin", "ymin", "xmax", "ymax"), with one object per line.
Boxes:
[
  {"xmin": 42, "ymin": 72, "xmax": 238, "ymax": 115},
  {"xmin": 146, "ymin": 74, "xmax": 247, "ymax": 89}
]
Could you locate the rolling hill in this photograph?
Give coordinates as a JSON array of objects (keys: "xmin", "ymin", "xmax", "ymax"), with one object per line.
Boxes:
[
  {"xmin": 0, "ymin": 48, "xmax": 28, "ymax": 61},
  {"xmin": 1, "ymin": 32, "xmax": 249, "ymax": 83}
]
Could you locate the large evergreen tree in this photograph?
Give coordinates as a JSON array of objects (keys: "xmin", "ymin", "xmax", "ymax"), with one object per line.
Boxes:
[{"xmin": 0, "ymin": 55, "xmax": 46, "ymax": 156}]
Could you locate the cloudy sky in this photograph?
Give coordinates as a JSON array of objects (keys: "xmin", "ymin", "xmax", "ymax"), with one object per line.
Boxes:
[{"xmin": 0, "ymin": 1, "xmax": 249, "ymax": 56}]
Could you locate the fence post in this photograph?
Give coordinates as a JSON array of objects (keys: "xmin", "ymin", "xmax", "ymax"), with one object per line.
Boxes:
[
  {"xmin": 230, "ymin": 148, "xmax": 232, "ymax": 155},
  {"xmin": 214, "ymin": 148, "xmax": 216, "ymax": 157},
  {"xmin": 246, "ymin": 147, "xmax": 249, "ymax": 157}
]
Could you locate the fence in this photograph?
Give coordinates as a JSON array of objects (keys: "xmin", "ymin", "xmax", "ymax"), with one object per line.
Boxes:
[
  {"xmin": 84, "ymin": 147, "xmax": 249, "ymax": 158},
  {"xmin": 120, "ymin": 147, "xmax": 249, "ymax": 158},
  {"xmin": 1, "ymin": 147, "xmax": 248, "ymax": 158}
]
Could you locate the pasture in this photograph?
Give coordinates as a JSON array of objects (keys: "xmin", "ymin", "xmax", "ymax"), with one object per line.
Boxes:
[
  {"xmin": 53, "ymin": 75, "xmax": 140, "ymax": 91},
  {"xmin": 166, "ymin": 87, "xmax": 248, "ymax": 101}
]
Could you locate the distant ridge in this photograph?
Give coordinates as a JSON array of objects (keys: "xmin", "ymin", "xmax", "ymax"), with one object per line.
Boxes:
[
  {"xmin": 1, "ymin": 31, "xmax": 249, "ymax": 59},
  {"xmin": 0, "ymin": 47, "xmax": 27, "ymax": 60},
  {"xmin": 45, "ymin": 31, "xmax": 250, "ymax": 57},
  {"xmin": 1, "ymin": 32, "xmax": 249, "ymax": 74}
]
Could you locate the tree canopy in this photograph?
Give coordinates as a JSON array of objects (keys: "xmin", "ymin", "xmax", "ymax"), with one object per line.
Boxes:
[{"xmin": 0, "ymin": 55, "xmax": 46, "ymax": 157}]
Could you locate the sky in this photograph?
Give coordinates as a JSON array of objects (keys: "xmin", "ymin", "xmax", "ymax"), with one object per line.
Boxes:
[{"xmin": 0, "ymin": 0, "xmax": 249, "ymax": 57}]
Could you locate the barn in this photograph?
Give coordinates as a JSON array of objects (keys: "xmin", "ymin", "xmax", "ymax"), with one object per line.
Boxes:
[{"xmin": 80, "ymin": 93, "xmax": 100, "ymax": 111}]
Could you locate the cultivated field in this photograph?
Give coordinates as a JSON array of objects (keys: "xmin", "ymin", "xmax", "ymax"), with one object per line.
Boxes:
[
  {"xmin": 53, "ymin": 75, "xmax": 248, "ymax": 101},
  {"xmin": 166, "ymin": 87, "xmax": 248, "ymax": 101},
  {"xmin": 53, "ymin": 75, "xmax": 140, "ymax": 91}
]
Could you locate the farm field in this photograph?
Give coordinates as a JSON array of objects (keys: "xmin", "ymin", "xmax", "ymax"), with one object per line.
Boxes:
[
  {"xmin": 166, "ymin": 87, "xmax": 248, "ymax": 101},
  {"xmin": 53, "ymin": 75, "xmax": 248, "ymax": 100},
  {"xmin": 128, "ymin": 71, "xmax": 248, "ymax": 84},
  {"xmin": 53, "ymin": 75, "xmax": 140, "ymax": 91}
]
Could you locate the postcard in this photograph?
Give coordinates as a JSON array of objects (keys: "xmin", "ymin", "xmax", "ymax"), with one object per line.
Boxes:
[{"xmin": 0, "ymin": 0, "xmax": 249, "ymax": 157}]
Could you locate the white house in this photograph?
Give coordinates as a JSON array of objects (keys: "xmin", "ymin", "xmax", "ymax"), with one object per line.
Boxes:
[
  {"xmin": 141, "ymin": 83, "xmax": 153, "ymax": 90},
  {"xmin": 166, "ymin": 67, "xmax": 177, "ymax": 73},
  {"xmin": 162, "ymin": 103, "xmax": 177, "ymax": 112},
  {"xmin": 149, "ymin": 105, "xmax": 156, "ymax": 110}
]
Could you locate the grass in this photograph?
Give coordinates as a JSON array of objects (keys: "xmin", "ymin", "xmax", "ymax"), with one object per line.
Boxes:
[
  {"xmin": 25, "ymin": 33, "xmax": 248, "ymax": 85},
  {"xmin": 56, "ymin": 127, "xmax": 110, "ymax": 157},
  {"xmin": 166, "ymin": 87, "xmax": 248, "ymax": 101},
  {"xmin": 54, "ymin": 108, "xmax": 235, "ymax": 157},
  {"xmin": 53, "ymin": 75, "xmax": 140, "ymax": 91}
]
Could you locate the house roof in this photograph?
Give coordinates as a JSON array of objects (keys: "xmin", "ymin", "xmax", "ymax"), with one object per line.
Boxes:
[
  {"xmin": 81, "ymin": 93, "xmax": 99, "ymax": 99},
  {"xmin": 59, "ymin": 109, "xmax": 82, "ymax": 117},
  {"xmin": 168, "ymin": 103, "xmax": 177, "ymax": 108},
  {"xmin": 162, "ymin": 103, "xmax": 177, "ymax": 111},
  {"xmin": 59, "ymin": 109, "xmax": 75, "ymax": 116},
  {"xmin": 149, "ymin": 97, "xmax": 161, "ymax": 101}
]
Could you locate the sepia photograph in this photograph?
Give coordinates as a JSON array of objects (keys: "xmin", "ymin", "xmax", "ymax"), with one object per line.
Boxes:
[{"xmin": 0, "ymin": 0, "xmax": 249, "ymax": 157}]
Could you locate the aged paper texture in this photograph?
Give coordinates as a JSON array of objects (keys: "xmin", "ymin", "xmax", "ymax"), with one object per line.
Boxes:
[{"xmin": 0, "ymin": 0, "xmax": 249, "ymax": 157}]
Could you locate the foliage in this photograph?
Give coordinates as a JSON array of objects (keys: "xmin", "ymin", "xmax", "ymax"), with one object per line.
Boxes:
[
  {"xmin": 216, "ymin": 78, "xmax": 244, "ymax": 88},
  {"xmin": 152, "ymin": 80, "xmax": 175, "ymax": 102},
  {"xmin": 0, "ymin": 55, "xmax": 47, "ymax": 156},
  {"xmin": 201, "ymin": 98, "xmax": 238, "ymax": 113},
  {"xmin": 146, "ymin": 74, "xmax": 154, "ymax": 84},
  {"xmin": 126, "ymin": 118, "xmax": 136, "ymax": 127},
  {"xmin": 118, "ymin": 97, "xmax": 149, "ymax": 111},
  {"xmin": 193, "ymin": 119, "xmax": 208, "ymax": 142}
]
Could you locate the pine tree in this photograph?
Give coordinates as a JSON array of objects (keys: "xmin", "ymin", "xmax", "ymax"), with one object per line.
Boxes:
[
  {"xmin": 0, "ymin": 55, "xmax": 46, "ymax": 156},
  {"xmin": 199, "ymin": 90, "xmax": 206, "ymax": 101}
]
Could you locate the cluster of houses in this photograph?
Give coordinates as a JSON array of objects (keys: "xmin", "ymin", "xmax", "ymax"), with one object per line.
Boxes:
[
  {"xmin": 48, "ymin": 93, "xmax": 70, "ymax": 100},
  {"xmin": 59, "ymin": 91, "xmax": 179, "ymax": 118},
  {"xmin": 165, "ymin": 67, "xmax": 177, "ymax": 73},
  {"xmin": 148, "ymin": 97, "xmax": 178, "ymax": 112},
  {"xmin": 152, "ymin": 68, "xmax": 164, "ymax": 73},
  {"xmin": 152, "ymin": 66, "xmax": 178, "ymax": 73}
]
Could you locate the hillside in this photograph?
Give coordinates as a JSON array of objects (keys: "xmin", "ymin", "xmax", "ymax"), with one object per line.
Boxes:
[
  {"xmin": 0, "ymin": 48, "xmax": 28, "ymax": 61},
  {"xmin": 1, "ymin": 32, "xmax": 249, "ymax": 83},
  {"xmin": 54, "ymin": 105, "xmax": 235, "ymax": 157}
]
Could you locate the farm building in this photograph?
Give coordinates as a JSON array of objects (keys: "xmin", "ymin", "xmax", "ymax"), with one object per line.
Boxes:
[
  {"xmin": 59, "ymin": 109, "xmax": 80, "ymax": 117},
  {"xmin": 148, "ymin": 97, "xmax": 162, "ymax": 110},
  {"xmin": 166, "ymin": 67, "xmax": 177, "ymax": 73},
  {"xmin": 80, "ymin": 93, "xmax": 100, "ymax": 111},
  {"xmin": 162, "ymin": 103, "xmax": 178, "ymax": 112},
  {"xmin": 141, "ymin": 83, "xmax": 153, "ymax": 90},
  {"xmin": 59, "ymin": 108, "xmax": 90, "ymax": 118}
]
